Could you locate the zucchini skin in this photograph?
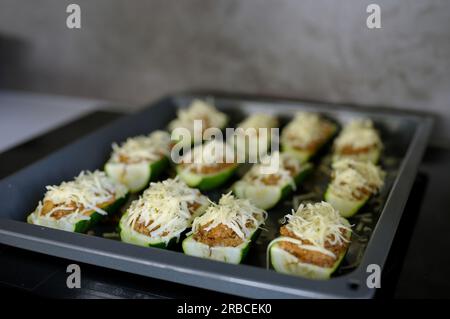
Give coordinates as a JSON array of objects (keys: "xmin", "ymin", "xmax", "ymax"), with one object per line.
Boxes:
[
  {"xmin": 324, "ymin": 187, "xmax": 368, "ymax": 218},
  {"xmin": 176, "ymin": 164, "xmax": 239, "ymax": 191},
  {"xmin": 182, "ymin": 229, "xmax": 261, "ymax": 264},
  {"xmin": 232, "ymin": 163, "xmax": 313, "ymax": 210},
  {"xmin": 105, "ymin": 156, "xmax": 169, "ymax": 193}
]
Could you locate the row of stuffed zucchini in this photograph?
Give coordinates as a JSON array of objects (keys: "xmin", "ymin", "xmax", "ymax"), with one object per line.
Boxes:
[{"xmin": 27, "ymin": 99, "xmax": 385, "ymax": 280}]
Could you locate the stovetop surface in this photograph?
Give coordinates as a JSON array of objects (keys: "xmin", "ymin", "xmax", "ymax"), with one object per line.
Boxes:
[{"xmin": 0, "ymin": 111, "xmax": 449, "ymax": 299}]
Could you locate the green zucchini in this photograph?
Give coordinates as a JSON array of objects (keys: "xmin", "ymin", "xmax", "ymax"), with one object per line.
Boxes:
[
  {"xmin": 119, "ymin": 201, "xmax": 209, "ymax": 249},
  {"xmin": 176, "ymin": 163, "xmax": 239, "ymax": 191},
  {"xmin": 182, "ymin": 228, "xmax": 260, "ymax": 264},
  {"xmin": 267, "ymin": 201, "xmax": 351, "ymax": 280},
  {"xmin": 281, "ymin": 114, "xmax": 337, "ymax": 163},
  {"xmin": 27, "ymin": 194, "xmax": 128, "ymax": 233},
  {"xmin": 269, "ymin": 238, "xmax": 348, "ymax": 280},
  {"xmin": 233, "ymin": 162, "xmax": 313, "ymax": 210},
  {"xmin": 105, "ymin": 156, "xmax": 169, "ymax": 193},
  {"xmin": 324, "ymin": 159, "xmax": 385, "ymax": 217},
  {"xmin": 182, "ymin": 193, "xmax": 266, "ymax": 264},
  {"xmin": 324, "ymin": 187, "xmax": 367, "ymax": 218}
]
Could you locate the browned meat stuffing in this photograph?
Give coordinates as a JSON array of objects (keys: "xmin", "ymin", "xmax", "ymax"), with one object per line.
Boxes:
[
  {"xmin": 194, "ymin": 219, "xmax": 256, "ymax": 247},
  {"xmin": 278, "ymin": 226, "xmax": 349, "ymax": 268},
  {"xmin": 337, "ymin": 144, "xmax": 377, "ymax": 156},
  {"xmin": 40, "ymin": 198, "xmax": 115, "ymax": 220},
  {"xmin": 249, "ymin": 159, "xmax": 299, "ymax": 186},
  {"xmin": 187, "ymin": 201, "xmax": 201, "ymax": 214},
  {"xmin": 133, "ymin": 220, "xmax": 169, "ymax": 237},
  {"xmin": 118, "ymin": 153, "xmax": 165, "ymax": 164}
]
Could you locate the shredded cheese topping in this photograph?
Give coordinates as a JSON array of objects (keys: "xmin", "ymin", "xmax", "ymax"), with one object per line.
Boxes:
[
  {"xmin": 168, "ymin": 99, "xmax": 227, "ymax": 133},
  {"xmin": 189, "ymin": 193, "xmax": 267, "ymax": 241},
  {"xmin": 124, "ymin": 178, "xmax": 209, "ymax": 243},
  {"xmin": 281, "ymin": 112, "xmax": 334, "ymax": 148},
  {"xmin": 243, "ymin": 151, "xmax": 301, "ymax": 190},
  {"xmin": 180, "ymin": 140, "xmax": 236, "ymax": 173},
  {"xmin": 32, "ymin": 170, "xmax": 128, "ymax": 223},
  {"xmin": 109, "ymin": 130, "xmax": 171, "ymax": 164},
  {"xmin": 334, "ymin": 119, "xmax": 382, "ymax": 151},
  {"xmin": 278, "ymin": 201, "xmax": 351, "ymax": 258},
  {"xmin": 329, "ymin": 159, "xmax": 385, "ymax": 201}
]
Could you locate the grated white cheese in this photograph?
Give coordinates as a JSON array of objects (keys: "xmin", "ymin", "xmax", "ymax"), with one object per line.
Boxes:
[
  {"xmin": 243, "ymin": 151, "xmax": 301, "ymax": 190},
  {"xmin": 109, "ymin": 130, "xmax": 171, "ymax": 164},
  {"xmin": 281, "ymin": 112, "xmax": 334, "ymax": 149},
  {"xmin": 278, "ymin": 201, "xmax": 351, "ymax": 258},
  {"xmin": 124, "ymin": 178, "xmax": 209, "ymax": 243},
  {"xmin": 31, "ymin": 170, "xmax": 128, "ymax": 223},
  {"xmin": 329, "ymin": 159, "xmax": 385, "ymax": 201},
  {"xmin": 334, "ymin": 119, "xmax": 382, "ymax": 151},
  {"xmin": 168, "ymin": 99, "xmax": 227, "ymax": 134},
  {"xmin": 188, "ymin": 193, "xmax": 267, "ymax": 241},
  {"xmin": 180, "ymin": 140, "xmax": 236, "ymax": 173}
]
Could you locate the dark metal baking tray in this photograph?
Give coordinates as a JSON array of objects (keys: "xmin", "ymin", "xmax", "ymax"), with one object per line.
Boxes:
[{"xmin": 0, "ymin": 93, "xmax": 433, "ymax": 298}]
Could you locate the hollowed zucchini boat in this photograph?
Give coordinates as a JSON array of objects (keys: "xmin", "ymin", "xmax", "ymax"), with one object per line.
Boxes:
[
  {"xmin": 119, "ymin": 178, "xmax": 209, "ymax": 248},
  {"xmin": 176, "ymin": 140, "xmax": 239, "ymax": 191},
  {"xmin": 168, "ymin": 99, "xmax": 228, "ymax": 147},
  {"xmin": 230, "ymin": 113, "xmax": 278, "ymax": 161},
  {"xmin": 324, "ymin": 159, "xmax": 385, "ymax": 217},
  {"xmin": 268, "ymin": 201, "xmax": 352, "ymax": 280},
  {"xmin": 281, "ymin": 112, "xmax": 337, "ymax": 163},
  {"xmin": 27, "ymin": 170, "xmax": 129, "ymax": 233},
  {"xmin": 332, "ymin": 119, "xmax": 382, "ymax": 164},
  {"xmin": 182, "ymin": 193, "xmax": 267, "ymax": 264},
  {"xmin": 104, "ymin": 130, "xmax": 171, "ymax": 193},
  {"xmin": 232, "ymin": 151, "xmax": 313, "ymax": 210}
]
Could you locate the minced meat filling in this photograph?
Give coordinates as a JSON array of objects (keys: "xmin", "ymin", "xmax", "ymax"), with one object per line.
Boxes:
[
  {"xmin": 338, "ymin": 144, "xmax": 376, "ymax": 155},
  {"xmin": 40, "ymin": 199, "xmax": 114, "ymax": 220},
  {"xmin": 278, "ymin": 226, "xmax": 349, "ymax": 268},
  {"xmin": 249, "ymin": 159, "xmax": 299, "ymax": 186},
  {"xmin": 118, "ymin": 152, "xmax": 164, "ymax": 164},
  {"xmin": 194, "ymin": 219, "xmax": 256, "ymax": 247}
]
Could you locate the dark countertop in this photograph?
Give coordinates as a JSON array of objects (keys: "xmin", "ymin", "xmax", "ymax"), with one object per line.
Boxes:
[{"xmin": 1, "ymin": 111, "xmax": 449, "ymax": 299}]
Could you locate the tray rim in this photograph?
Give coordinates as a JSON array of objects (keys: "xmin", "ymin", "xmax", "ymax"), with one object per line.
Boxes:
[{"xmin": 0, "ymin": 92, "xmax": 434, "ymax": 299}]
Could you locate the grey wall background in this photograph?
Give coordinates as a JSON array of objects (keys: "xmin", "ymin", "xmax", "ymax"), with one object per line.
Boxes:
[{"xmin": 0, "ymin": 0, "xmax": 449, "ymax": 142}]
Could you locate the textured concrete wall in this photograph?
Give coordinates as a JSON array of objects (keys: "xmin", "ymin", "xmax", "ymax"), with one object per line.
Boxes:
[{"xmin": 0, "ymin": 0, "xmax": 449, "ymax": 141}]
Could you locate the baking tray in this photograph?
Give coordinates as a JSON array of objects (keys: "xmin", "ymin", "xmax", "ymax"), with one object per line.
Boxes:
[{"xmin": 0, "ymin": 93, "xmax": 433, "ymax": 298}]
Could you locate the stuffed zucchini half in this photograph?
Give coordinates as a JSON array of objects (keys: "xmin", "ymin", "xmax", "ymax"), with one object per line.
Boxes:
[
  {"xmin": 27, "ymin": 170, "xmax": 128, "ymax": 233},
  {"xmin": 168, "ymin": 99, "xmax": 228, "ymax": 147},
  {"xmin": 183, "ymin": 193, "xmax": 267, "ymax": 264},
  {"xmin": 176, "ymin": 140, "xmax": 238, "ymax": 191},
  {"xmin": 232, "ymin": 152, "xmax": 313, "ymax": 210},
  {"xmin": 104, "ymin": 130, "xmax": 171, "ymax": 193},
  {"xmin": 281, "ymin": 112, "xmax": 337, "ymax": 163},
  {"xmin": 324, "ymin": 159, "xmax": 384, "ymax": 217},
  {"xmin": 119, "ymin": 178, "xmax": 209, "ymax": 248},
  {"xmin": 268, "ymin": 201, "xmax": 351, "ymax": 280},
  {"xmin": 231, "ymin": 113, "xmax": 278, "ymax": 161},
  {"xmin": 332, "ymin": 119, "xmax": 382, "ymax": 164}
]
